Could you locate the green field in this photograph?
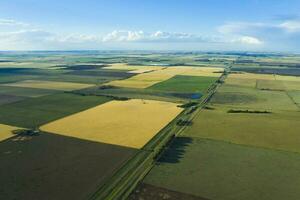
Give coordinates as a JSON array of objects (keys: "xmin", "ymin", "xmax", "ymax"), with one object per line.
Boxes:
[
  {"xmin": 148, "ymin": 75, "xmax": 217, "ymax": 93},
  {"xmin": 211, "ymin": 85, "xmax": 298, "ymax": 111},
  {"xmin": 0, "ymin": 85, "xmax": 57, "ymax": 97},
  {"xmin": 0, "ymin": 93, "xmax": 111, "ymax": 128},
  {"xmin": 144, "ymin": 138, "xmax": 300, "ymax": 200},
  {"xmin": 288, "ymin": 91, "xmax": 300, "ymax": 105},
  {"xmin": 183, "ymin": 106, "xmax": 300, "ymax": 153}
]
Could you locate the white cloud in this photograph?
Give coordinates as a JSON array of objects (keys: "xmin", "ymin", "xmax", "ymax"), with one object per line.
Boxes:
[
  {"xmin": 56, "ymin": 34, "xmax": 102, "ymax": 43},
  {"xmin": 217, "ymin": 22, "xmax": 267, "ymax": 35},
  {"xmin": 279, "ymin": 20, "xmax": 300, "ymax": 33},
  {"xmin": 231, "ymin": 36, "xmax": 263, "ymax": 45},
  {"xmin": 0, "ymin": 19, "xmax": 29, "ymax": 27},
  {"xmin": 102, "ymin": 30, "xmax": 144, "ymax": 42},
  {"xmin": 102, "ymin": 30, "xmax": 212, "ymax": 43}
]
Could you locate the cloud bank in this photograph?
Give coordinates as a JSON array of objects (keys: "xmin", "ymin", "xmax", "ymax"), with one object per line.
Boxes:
[{"xmin": 0, "ymin": 18, "xmax": 300, "ymax": 51}]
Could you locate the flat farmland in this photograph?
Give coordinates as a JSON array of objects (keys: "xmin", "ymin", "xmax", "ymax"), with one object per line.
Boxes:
[
  {"xmin": 3, "ymin": 80, "xmax": 94, "ymax": 91},
  {"xmin": 105, "ymin": 68, "xmax": 176, "ymax": 88},
  {"xmin": 40, "ymin": 99, "xmax": 183, "ymax": 149},
  {"xmin": 256, "ymin": 79, "xmax": 286, "ymax": 91},
  {"xmin": 228, "ymin": 72, "xmax": 276, "ymax": 81},
  {"xmin": 148, "ymin": 75, "xmax": 217, "ymax": 93},
  {"xmin": 0, "ymin": 124, "xmax": 23, "ymax": 141},
  {"xmin": 0, "ymin": 85, "xmax": 57, "ymax": 97},
  {"xmin": 288, "ymin": 91, "xmax": 300, "ymax": 105},
  {"xmin": 211, "ymin": 85, "xmax": 298, "ymax": 111},
  {"xmin": 225, "ymin": 76, "xmax": 257, "ymax": 88},
  {"xmin": 144, "ymin": 138, "xmax": 300, "ymax": 200},
  {"xmin": 0, "ymin": 132, "xmax": 136, "ymax": 200},
  {"xmin": 179, "ymin": 66, "xmax": 223, "ymax": 77},
  {"xmin": 103, "ymin": 63, "xmax": 164, "ymax": 73},
  {"xmin": 0, "ymin": 93, "xmax": 111, "ymax": 128},
  {"xmin": 106, "ymin": 66, "xmax": 222, "ymax": 89},
  {"xmin": 183, "ymin": 106, "xmax": 300, "ymax": 153},
  {"xmin": 281, "ymin": 80, "xmax": 300, "ymax": 91},
  {"xmin": 0, "ymin": 94, "xmax": 26, "ymax": 105}
]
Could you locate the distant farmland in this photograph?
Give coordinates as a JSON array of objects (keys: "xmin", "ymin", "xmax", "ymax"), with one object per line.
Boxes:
[{"xmin": 1, "ymin": 52, "xmax": 300, "ymax": 200}]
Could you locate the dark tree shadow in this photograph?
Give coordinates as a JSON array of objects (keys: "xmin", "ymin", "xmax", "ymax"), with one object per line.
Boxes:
[{"xmin": 158, "ymin": 137, "xmax": 193, "ymax": 164}]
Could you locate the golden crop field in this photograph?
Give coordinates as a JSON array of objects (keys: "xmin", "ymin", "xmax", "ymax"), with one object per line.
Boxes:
[
  {"xmin": 103, "ymin": 63, "xmax": 164, "ymax": 73},
  {"xmin": 180, "ymin": 66, "xmax": 224, "ymax": 77},
  {"xmin": 0, "ymin": 124, "xmax": 22, "ymax": 141},
  {"xmin": 106, "ymin": 66, "xmax": 223, "ymax": 88},
  {"xmin": 40, "ymin": 99, "xmax": 183, "ymax": 149},
  {"xmin": 3, "ymin": 80, "xmax": 94, "ymax": 91}
]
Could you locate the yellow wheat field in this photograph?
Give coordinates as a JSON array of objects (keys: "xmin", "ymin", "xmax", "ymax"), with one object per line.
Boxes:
[
  {"xmin": 40, "ymin": 99, "xmax": 183, "ymax": 149},
  {"xmin": 106, "ymin": 66, "xmax": 223, "ymax": 88},
  {"xmin": 103, "ymin": 63, "xmax": 164, "ymax": 73},
  {"xmin": 4, "ymin": 80, "xmax": 94, "ymax": 91},
  {"xmin": 0, "ymin": 124, "xmax": 22, "ymax": 141}
]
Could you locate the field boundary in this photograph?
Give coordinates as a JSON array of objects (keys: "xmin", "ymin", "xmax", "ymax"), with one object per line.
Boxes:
[{"xmin": 88, "ymin": 68, "xmax": 229, "ymax": 200}]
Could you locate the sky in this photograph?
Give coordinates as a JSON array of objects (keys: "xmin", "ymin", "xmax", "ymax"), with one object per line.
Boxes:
[{"xmin": 0, "ymin": 0, "xmax": 300, "ymax": 52}]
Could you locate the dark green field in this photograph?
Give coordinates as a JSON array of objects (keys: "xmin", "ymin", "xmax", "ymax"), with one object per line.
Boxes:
[
  {"xmin": 0, "ymin": 93, "xmax": 111, "ymax": 128},
  {"xmin": 0, "ymin": 132, "xmax": 136, "ymax": 200}
]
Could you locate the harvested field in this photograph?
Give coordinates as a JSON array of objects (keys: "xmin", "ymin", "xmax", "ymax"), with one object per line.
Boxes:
[
  {"xmin": 0, "ymin": 93, "xmax": 111, "ymax": 128},
  {"xmin": 148, "ymin": 75, "xmax": 217, "ymax": 93},
  {"xmin": 144, "ymin": 138, "xmax": 300, "ymax": 200},
  {"xmin": 40, "ymin": 99, "xmax": 183, "ymax": 149},
  {"xmin": 0, "ymin": 132, "xmax": 136, "ymax": 200},
  {"xmin": 0, "ymin": 124, "xmax": 22, "ymax": 141},
  {"xmin": 183, "ymin": 107, "xmax": 300, "ymax": 153},
  {"xmin": 3, "ymin": 80, "xmax": 94, "ymax": 91},
  {"xmin": 0, "ymin": 94, "xmax": 26, "ymax": 105}
]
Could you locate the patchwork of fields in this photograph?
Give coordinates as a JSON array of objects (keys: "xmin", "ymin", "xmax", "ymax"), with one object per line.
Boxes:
[
  {"xmin": 0, "ymin": 52, "xmax": 223, "ymax": 200},
  {"xmin": 1, "ymin": 52, "xmax": 300, "ymax": 200},
  {"xmin": 105, "ymin": 66, "xmax": 223, "ymax": 89},
  {"xmin": 137, "ymin": 70, "xmax": 300, "ymax": 200},
  {"xmin": 4, "ymin": 80, "xmax": 94, "ymax": 91}
]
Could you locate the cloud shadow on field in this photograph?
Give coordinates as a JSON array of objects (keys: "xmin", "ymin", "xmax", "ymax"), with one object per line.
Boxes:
[{"xmin": 158, "ymin": 137, "xmax": 193, "ymax": 164}]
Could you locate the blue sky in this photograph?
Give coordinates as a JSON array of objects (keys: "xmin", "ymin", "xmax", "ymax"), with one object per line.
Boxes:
[{"xmin": 1, "ymin": 0, "xmax": 300, "ymax": 52}]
